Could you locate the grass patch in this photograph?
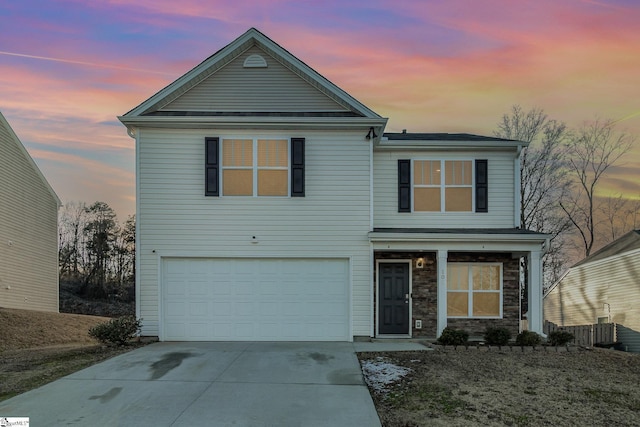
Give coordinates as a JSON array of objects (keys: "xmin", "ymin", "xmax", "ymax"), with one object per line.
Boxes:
[
  {"xmin": 505, "ymin": 413, "xmax": 533, "ymax": 426},
  {"xmin": 0, "ymin": 345, "xmax": 141, "ymax": 402},
  {"xmin": 382, "ymin": 381, "xmax": 467, "ymax": 414},
  {"xmin": 583, "ymin": 387, "xmax": 640, "ymax": 411}
]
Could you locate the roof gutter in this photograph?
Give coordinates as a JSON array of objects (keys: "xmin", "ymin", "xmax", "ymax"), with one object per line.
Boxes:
[
  {"xmin": 118, "ymin": 116, "xmax": 388, "ymax": 132},
  {"xmin": 369, "ymin": 231, "xmax": 550, "ymax": 244}
]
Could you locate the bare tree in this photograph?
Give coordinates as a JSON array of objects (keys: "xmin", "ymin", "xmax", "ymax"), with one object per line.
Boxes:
[
  {"xmin": 58, "ymin": 201, "xmax": 88, "ymax": 280},
  {"xmin": 600, "ymin": 194, "xmax": 640, "ymax": 242},
  {"xmin": 111, "ymin": 214, "xmax": 135, "ymax": 289},
  {"xmin": 83, "ymin": 201, "xmax": 118, "ymax": 299},
  {"xmin": 495, "ymin": 106, "xmax": 572, "ymax": 288},
  {"xmin": 560, "ymin": 119, "xmax": 634, "ymax": 257}
]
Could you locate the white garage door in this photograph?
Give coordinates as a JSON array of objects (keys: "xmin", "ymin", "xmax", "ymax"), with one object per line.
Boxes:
[{"xmin": 162, "ymin": 258, "xmax": 350, "ymax": 341}]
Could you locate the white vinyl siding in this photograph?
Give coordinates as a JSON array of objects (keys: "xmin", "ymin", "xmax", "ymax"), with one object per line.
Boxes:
[
  {"xmin": 373, "ymin": 150, "xmax": 516, "ymax": 228},
  {"xmin": 0, "ymin": 116, "xmax": 59, "ymax": 312},
  {"xmin": 544, "ymin": 249, "xmax": 640, "ymax": 352},
  {"xmin": 162, "ymin": 46, "xmax": 348, "ymax": 113},
  {"xmin": 137, "ymin": 128, "xmax": 372, "ymax": 338}
]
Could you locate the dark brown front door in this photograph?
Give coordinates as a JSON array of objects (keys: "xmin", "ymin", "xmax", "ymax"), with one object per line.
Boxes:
[{"xmin": 378, "ymin": 263, "xmax": 410, "ymax": 335}]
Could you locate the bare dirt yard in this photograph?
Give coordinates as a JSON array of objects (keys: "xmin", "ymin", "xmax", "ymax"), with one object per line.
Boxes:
[
  {"xmin": 359, "ymin": 346, "xmax": 640, "ymax": 427},
  {"xmin": 0, "ymin": 308, "xmax": 142, "ymax": 401}
]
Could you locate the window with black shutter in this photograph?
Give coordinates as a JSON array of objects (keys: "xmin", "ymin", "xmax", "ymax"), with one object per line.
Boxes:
[
  {"xmin": 475, "ymin": 159, "xmax": 488, "ymax": 213},
  {"xmin": 205, "ymin": 137, "xmax": 219, "ymax": 196},
  {"xmin": 291, "ymin": 138, "xmax": 305, "ymax": 197},
  {"xmin": 398, "ymin": 159, "xmax": 411, "ymax": 212}
]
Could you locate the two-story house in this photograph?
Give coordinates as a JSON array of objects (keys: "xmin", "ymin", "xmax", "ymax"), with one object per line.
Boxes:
[{"xmin": 119, "ymin": 28, "xmax": 548, "ymax": 342}]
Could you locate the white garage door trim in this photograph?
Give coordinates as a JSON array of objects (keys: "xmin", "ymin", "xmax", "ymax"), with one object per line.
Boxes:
[{"xmin": 159, "ymin": 257, "xmax": 351, "ymax": 341}]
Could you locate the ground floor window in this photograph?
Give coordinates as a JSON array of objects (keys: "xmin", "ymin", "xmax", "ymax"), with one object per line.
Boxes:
[{"xmin": 447, "ymin": 263, "xmax": 502, "ymax": 318}]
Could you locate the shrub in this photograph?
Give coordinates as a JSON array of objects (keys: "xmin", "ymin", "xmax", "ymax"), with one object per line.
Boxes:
[
  {"xmin": 483, "ymin": 327, "xmax": 512, "ymax": 346},
  {"xmin": 515, "ymin": 330, "xmax": 542, "ymax": 346},
  {"xmin": 548, "ymin": 330, "xmax": 574, "ymax": 346},
  {"xmin": 437, "ymin": 327, "xmax": 469, "ymax": 346},
  {"xmin": 89, "ymin": 316, "xmax": 142, "ymax": 345}
]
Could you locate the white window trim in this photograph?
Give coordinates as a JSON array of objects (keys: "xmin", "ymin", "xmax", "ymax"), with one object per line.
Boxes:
[
  {"xmin": 220, "ymin": 137, "xmax": 291, "ymax": 197},
  {"xmin": 412, "ymin": 159, "xmax": 475, "ymax": 212},
  {"xmin": 446, "ymin": 262, "xmax": 503, "ymax": 319}
]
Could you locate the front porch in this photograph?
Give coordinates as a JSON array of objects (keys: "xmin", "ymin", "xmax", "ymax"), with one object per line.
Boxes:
[{"xmin": 369, "ymin": 228, "xmax": 549, "ymax": 339}]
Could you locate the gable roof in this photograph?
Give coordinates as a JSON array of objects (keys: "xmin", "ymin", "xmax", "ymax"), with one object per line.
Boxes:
[
  {"xmin": 0, "ymin": 111, "xmax": 61, "ymax": 207},
  {"xmin": 119, "ymin": 28, "xmax": 387, "ymax": 131},
  {"xmin": 573, "ymin": 230, "xmax": 640, "ymax": 268}
]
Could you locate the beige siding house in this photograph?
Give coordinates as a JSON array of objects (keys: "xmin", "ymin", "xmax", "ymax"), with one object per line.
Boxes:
[
  {"xmin": 544, "ymin": 230, "xmax": 640, "ymax": 352},
  {"xmin": 120, "ymin": 28, "xmax": 548, "ymax": 342},
  {"xmin": 0, "ymin": 112, "xmax": 61, "ymax": 312}
]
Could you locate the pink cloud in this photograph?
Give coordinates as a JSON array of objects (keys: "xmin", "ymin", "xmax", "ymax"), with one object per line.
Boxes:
[{"xmin": 29, "ymin": 148, "xmax": 135, "ymax": 218}]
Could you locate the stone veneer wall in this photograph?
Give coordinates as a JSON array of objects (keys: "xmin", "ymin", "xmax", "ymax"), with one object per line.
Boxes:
[{"xmin": 374, "ymin": 251, "xmax": 520, "ymax": 339}]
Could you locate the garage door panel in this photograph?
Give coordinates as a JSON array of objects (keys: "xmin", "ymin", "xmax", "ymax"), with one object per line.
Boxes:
[{"xmin": 162, "ymin": 258, "xmax": 349, "ymax": 341}]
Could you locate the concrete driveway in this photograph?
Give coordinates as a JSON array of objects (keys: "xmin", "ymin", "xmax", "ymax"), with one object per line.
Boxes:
[{"xmin": 0, "ymin": 341, "xmax": 425, "ymax": 426}]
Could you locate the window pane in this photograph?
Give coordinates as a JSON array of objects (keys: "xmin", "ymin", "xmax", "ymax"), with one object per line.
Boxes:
[
  {"xmin": 414, "ymin": 187, "xmax": 441, "ymax": 211},
  {"xmin": 490, "ymin": 265, "xmax": 500, "ymax": 289},
  {"xmin": 223, "ymin": 139, "xmax": 253, "ymax": 167},
  {"xmin": 258, "ymin": 170, "xmax": 288, "ymax": 196},
  {"xmin": 445, "ymin": 161, "xmax": 472, "ymax": 185},
  {"xmin": 472, "ymin": 266, "xmax": 485, "ymax": 290},
  {"xmin": 447, "ymin": 265, "xmax": 469, "ymax": 290},
  {"xmin": 447, "ymin": 292, "xmax": 468, "ymax": 316},
  {"xmin": 414, "ymin": 161, "xmax": 424, "ymax": 185},
  {"xmin": 414, "ymin": 161, "xmax": 440, "ymax": 185},
  {"xmin": 258, "ymin": 139, "xmax": 288, "ymax": 167},
  {"xmin": 223, "ymin": 170, "xmax": 253, "ymax": 195},
  {"xmin": 445, "ymin": 188, "xmax": 472, "ymax": 211},
  {"xmin": 472, "ymin": 265, "xmax": 500, "ymax": 290},
  {"xmin": 473, "ymin": 292, "xmax": 500, "ymax": 316}
]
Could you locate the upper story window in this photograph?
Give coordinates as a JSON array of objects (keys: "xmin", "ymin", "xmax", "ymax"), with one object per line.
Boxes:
[
  {"xmin": 205, "ymin": 136, "xmax": 305, "ymax": 198},
  {"xmin": 414, "ymin": 160, "xmax": 473, "ymax": 212},
  {"xmin": 222, "ymin": 138, "xmax": 289, "ymax": 196},
  {"xmin": 397, "ymin": 159, "xmax": 487, "ymax": 213},
  {"xmin": 447, "ymin": 263, "xmax": 502, "ymax": 318}
]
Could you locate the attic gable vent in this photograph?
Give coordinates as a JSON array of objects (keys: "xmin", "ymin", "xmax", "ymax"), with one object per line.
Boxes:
[{"xmin": 243, "ymin": 54, "xmax": 267, "ymax": 68}]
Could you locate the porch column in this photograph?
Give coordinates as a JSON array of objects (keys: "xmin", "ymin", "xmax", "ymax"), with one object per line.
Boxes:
[
  {"xmin": 527, "ymin": 250, "xmax": 544, "ymax": 335},
  {"xmin": 437, "ymin": 250, "xmax": 448, "ymax": 337}
]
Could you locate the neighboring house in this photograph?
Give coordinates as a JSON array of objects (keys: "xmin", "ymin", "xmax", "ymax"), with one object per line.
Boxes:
[
  {"xmin": 0, "ymin": 112, "xmax": 61, "ymax": 312},
  {"xmin": 545, "ymin": 230, "xmax": 640, "ymax": 352},
  {"xmin": 119, "ymin": 28, "xmax": 548, "ymax": 342}
]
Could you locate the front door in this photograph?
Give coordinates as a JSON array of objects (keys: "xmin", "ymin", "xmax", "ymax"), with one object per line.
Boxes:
[{"xmin": 378, "ymin": 262, "xmax": 410, "ymax": 335}]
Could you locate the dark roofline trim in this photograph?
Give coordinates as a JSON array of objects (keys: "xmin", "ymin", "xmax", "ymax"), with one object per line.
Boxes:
[
  {"xmin": 383, "ymin": 132, "xmax": 519, "ymax": 143},
  {"xmin": 143, "ymin": 111, "xmax": 364, "ymax": 118},
  {"xmin": 372, "ymin": 228, "xmax": 547, "ymax": 235}
]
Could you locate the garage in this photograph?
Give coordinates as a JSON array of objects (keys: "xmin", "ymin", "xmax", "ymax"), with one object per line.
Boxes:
[{"xmin": 161, "ymin": 258, "xmax": 350, "ymax": 341}]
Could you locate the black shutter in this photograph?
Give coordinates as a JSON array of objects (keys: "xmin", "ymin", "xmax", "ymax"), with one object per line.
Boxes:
[
  {"xmin": 398, "ymin": 159, "xmax": 411, "ymax": 212},
  {"xmin": 205, "ymin": 137, "xmax": 219, "ymax": 196},
  {"xmin": 475, "ymin": 159, "xmax": 488, "ymax": 212},
  {"xmin": 291, "ymin": 138, "xmax": 305, "ymax": 197}
]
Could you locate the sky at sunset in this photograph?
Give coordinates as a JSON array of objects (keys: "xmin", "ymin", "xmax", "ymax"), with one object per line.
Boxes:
[{"xmin": 1, "ymin": 0, "xmax": 639, "ymax": 220}]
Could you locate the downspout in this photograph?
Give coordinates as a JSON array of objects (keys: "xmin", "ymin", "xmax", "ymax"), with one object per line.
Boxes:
[
  {"xmin": 126, "ymin": 125, "xmax": 141, "ymax": 324},
  {"xmin": 369, "ymin": 132, "xmax": 375, "ymax": 338},
  {"xmin": 516, "ymin": 144, "xmax": 523, "ymax": 332}
]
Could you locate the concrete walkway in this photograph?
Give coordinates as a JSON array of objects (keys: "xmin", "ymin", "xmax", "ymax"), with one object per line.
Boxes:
[{"xmin": 0, "ymin": 341, "xmax": 427, "ymax": 426}]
